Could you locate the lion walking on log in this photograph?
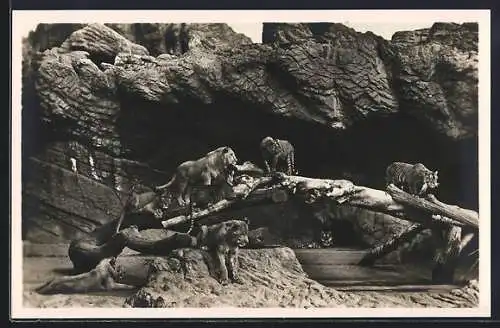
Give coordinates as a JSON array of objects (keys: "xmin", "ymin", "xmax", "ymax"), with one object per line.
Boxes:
[{"xmin": 155, "ymin": 146, "xmax": 238, "ymax": 207}]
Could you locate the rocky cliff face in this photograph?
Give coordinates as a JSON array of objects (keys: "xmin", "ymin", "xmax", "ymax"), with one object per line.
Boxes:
[{"xmin": 21, "ymin": 22, "xmax": 478, "ymax": 244}]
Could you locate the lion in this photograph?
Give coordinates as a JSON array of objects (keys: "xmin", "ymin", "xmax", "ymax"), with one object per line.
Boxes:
[
  {"xmin": 188, "ymin": 167, "xmax": 237, "ymax": 209},
  {"xmin": 155, "ymin": 146, "xmax": 238, "ymax": 207},
  {"xmin": 35, "ymin": 257, "xmax": 132, "ymax": 295},
  {"xmin": 196, "ymin": 219, "xmax": 250, "ymax": 285}
]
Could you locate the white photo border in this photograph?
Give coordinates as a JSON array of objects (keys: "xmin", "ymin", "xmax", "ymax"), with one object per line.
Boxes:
[{"xmin": 10, "ymin": 9, "xmax": 491, "ymax": 319}]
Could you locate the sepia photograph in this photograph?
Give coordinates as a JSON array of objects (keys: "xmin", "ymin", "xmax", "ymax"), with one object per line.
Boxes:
[{"xmin": 11, "ymin": 9, "xmax": 491, "ymax": 318}]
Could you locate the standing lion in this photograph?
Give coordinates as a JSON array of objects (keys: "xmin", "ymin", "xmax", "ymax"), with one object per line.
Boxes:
[{"xmin": 155, "ymin": 146, "xmax": 238, "ymax": 206}]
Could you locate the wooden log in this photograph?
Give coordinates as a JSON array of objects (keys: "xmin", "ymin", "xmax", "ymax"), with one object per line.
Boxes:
[
  {"xmin": 234, "ymin": 161, "xmax": 265, "ymax": 177},
  {"xmin": 284, "ymin": 176, "xmax": 354, "ymax": 189},
  {"xmin": 356, "ymin": 210, "xmax": 474, "ymax": 267},
  {"xmin": 161, "ymin": 175, "xmax": 357, "ymax": 229},
  {"xmin": 459, "ymin": 232, "xmax": 476, "ymax": 252},
  {"xmin": 68, "ymin": 229, "xmax": 129, "ymax": 273},
  {"xmin": 431, "ymin": 225, "xmax": 463, "ymax": 284},
  {"xmin": 288, "ymin": 180, "xmax": 472, "ymax": 231},
  {"xmin": 345, "ymin": 184, "xmax": 479, "ymax": 268},
  {"xmin": 358, "ymin": 224, "xmax": 427, "ymax": 266},
  {"xmin": 123, "ymin": 226, "xmax": 197, "ymax": 255},
  {"xmin": 427, "ymin": 194, "xmax": 480, "ymax": 219},
  {"xmin": 160, "ymin": 176, "xmax": 477, "ymax": 231},
  {"xmin": 66, "ymin": 174, "xmax": 480, "ymax": 277},
  {"xmin": 386, "ymin": 184, "xmax": 478, "ymax": 229},
  {"xmin": 346, "ymin": 187, "xmax": 458, "ymax": 226},
  {"xmin": 161, "ymin": 176, "xmax": 273, "ymax": 228},
  {"xmin": 347, "ymin": 186, "xmax": 406, "ymax": 215},
  {"xmin": 286, "ymin": 176, "xmax": 356, "ymax": 204}
]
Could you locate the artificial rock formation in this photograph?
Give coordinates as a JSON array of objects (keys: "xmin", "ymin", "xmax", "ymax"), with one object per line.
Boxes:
[{"xmin": 22, "ymin": 22, "xmax": 478, "ymax": 247}]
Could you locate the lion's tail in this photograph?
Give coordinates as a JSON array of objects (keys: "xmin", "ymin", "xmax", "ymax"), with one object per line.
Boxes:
[{"xmin": 155, "ymin": 175, "xmax": 175, "ymax": 192}]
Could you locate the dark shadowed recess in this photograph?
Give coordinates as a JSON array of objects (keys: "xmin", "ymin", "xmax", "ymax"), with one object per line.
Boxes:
[{"xmin": 116, "ymin": 92, "xmax": 478, "ymax": 211}]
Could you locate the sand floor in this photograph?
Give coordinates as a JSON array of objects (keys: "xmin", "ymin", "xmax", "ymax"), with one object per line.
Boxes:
[{"xmin": 22, "ymin": 248, "xmax": 478, "ymax": 309}]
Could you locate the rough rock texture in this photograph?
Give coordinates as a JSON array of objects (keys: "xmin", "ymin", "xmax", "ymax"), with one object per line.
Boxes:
[
  {"xmin": 262, "ymin": 22, "xmax": 399, "ymax": 129},
  {"xmin": 391, "ymin": 23, "xmax": 478, "ymax": 139},
  {"xmin": 22, "ymin": 22, "xmax": 478, "ymax": 246},
  {"xmin": 262, "ymin": 22, "xmax": 478, "ymax": 139}
]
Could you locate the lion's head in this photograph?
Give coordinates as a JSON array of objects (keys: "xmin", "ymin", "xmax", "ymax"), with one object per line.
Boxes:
[
  {"xmin": 207, "ymin": 146, "xmax": 238, "ymax": 172},
  {"xmin": 224, "ymin": 219, "xmax": 249, "ymax": 248},
  {"xmin": 221, "ymin": 146, "xmax": 238, "ymax": 167}
]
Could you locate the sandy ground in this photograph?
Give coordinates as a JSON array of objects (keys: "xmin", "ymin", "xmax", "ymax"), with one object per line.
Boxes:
[
  {"xmin": 22, "ymin": 246, "xmax": 479, "ymax": 309},
  {"xmin": 23, "ymin": 256, "xmax": 139, "ymax": 308}
]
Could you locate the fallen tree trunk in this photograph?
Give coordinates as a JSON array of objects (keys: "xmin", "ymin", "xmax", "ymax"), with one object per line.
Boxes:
[
  {"xmin": 65, "ymin": 174, "xmax": 480, "ymax": 282},
  {"xmin": 431, "ymin": 225, "xmax": 464, "ymax": 284},
  {"xmin": 346, "ymin": 186, "xmax": 463, "ymax": 227},
  {"xmin": 67, "ymin": 213, "xmax": 165, "ymax": 272},
  {"xmin": 356, "ymin": 211, "xmax": 473, "ymax": 266},
  {"xmin": 161, "ymin": 175, "xmax": 358, "ymax": 228},
  {"xmin": 68, "ymin": 228, "xmax": 130, "ymax": 273},
  {"xmin": 123, "ymin": 227, "xmax": 197, "ymax": 255},
  {"xmin": 161, "ymin": 176, "xmax": 274, "ymax": 228},
  {"xmin": 347, "ymin": 186, "xmax": 406, "ymax": 215},
  {"xmin": 386, "ymin": 184, "xmax": 479, "ymax": 229},
  {"xmin": 38, "ymin": 228, "xmax": 209, "ymax": 295},
  {"xmin": 358, "ymin": 224, "xmax": 427, "ymax": 267},
  {"xmin": 356, "ymin": 185, "xmax": 479, "ymax": 283}
]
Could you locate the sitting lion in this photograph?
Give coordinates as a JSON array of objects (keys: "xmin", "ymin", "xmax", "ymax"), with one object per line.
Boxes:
[
  {"xmin": 196, "ymin": 219, "xmax": 249, "ymax": 285},
  {"xmin": 155, "ymin": 146, "xmax": 238, "ymax": 207}
]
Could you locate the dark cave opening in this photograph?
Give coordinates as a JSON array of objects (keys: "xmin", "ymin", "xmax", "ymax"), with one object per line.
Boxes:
[{"xmin": 116, "ymin": 94, "xmax": 478, "ymax": 212}]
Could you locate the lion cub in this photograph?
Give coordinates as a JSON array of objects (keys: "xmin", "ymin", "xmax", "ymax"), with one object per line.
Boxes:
[{"xmin": 196, "ymin": 219, "xmax": 249, "ymax": 285}]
